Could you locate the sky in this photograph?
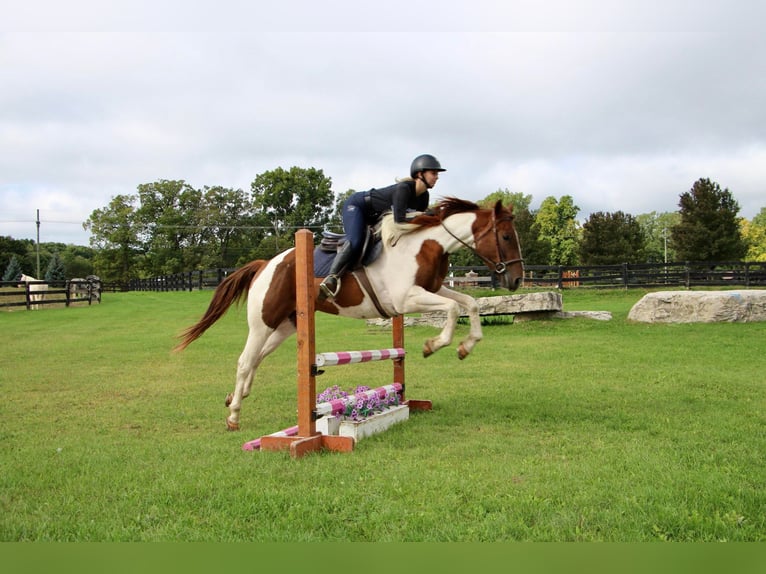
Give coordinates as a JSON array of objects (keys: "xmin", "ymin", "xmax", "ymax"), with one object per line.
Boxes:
[{"xmin": 2, "ymin": 0, "xmax": 765, "ymax": 246}]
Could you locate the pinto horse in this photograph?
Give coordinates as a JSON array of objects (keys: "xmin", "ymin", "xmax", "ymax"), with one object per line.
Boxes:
[{"xmin": 175, "ymin": 197, "xmax": 524, "ymax": 430}]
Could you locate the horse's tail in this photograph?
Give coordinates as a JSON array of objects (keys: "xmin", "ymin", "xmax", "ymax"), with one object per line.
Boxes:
[{"xmin": 174, "ymin": 259, "xmax": 268, "ymax": 352}]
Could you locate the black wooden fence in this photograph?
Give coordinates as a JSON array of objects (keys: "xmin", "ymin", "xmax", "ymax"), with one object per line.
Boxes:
[
  {"xmin": 0, "ymin": 279, "xmax": 102, "ymax": 310},
  {"xmin": 123, "ymin": 260, "xmax": 766, "ymax": 292}
]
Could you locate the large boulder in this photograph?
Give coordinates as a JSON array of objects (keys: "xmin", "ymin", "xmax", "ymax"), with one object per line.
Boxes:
[
  {"xmin": 367, "ymin": 292, "xmax": 564, "ymax": 328},
  {"xmin": 628, "ymin": 290, "xmax": 766, "ymax": 323}
]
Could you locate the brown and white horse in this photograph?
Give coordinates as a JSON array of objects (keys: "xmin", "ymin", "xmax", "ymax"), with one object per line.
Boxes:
[{"xmin": 175, "ymin": 197, "xmax": 524, "ymax": 430}]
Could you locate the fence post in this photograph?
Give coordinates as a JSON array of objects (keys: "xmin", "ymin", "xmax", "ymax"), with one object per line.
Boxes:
[
  {"xmin": 622, "ymin": 263, "xmax": 628, "ymax": 290},
  {"xmin": 557, "ymin": 266, "xmax": 563, "ymax": 290}
]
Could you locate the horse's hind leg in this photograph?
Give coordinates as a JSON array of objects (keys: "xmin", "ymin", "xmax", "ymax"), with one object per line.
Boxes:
[{"xmin": 225, "ymin": 320, "xmax": 295, "ymax": 431}]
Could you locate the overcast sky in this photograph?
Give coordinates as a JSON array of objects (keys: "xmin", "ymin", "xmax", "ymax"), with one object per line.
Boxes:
[{"xmin": 2, "ymin": 0, "xmax": 765, "ymax": 246}]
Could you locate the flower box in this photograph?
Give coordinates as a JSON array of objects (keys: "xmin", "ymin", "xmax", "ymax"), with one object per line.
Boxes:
[{"xmin": 316, "ymin": 404, "xmax": 409, "ymax": 442}]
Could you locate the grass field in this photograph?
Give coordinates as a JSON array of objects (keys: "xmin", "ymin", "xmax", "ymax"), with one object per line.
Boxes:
[{"xmin": 1, "ymin": 287, "xmax": 764, "ymax": 541}]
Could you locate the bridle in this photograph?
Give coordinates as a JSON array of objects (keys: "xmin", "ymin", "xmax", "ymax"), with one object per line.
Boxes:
[{"xmin": 440, "ymin": 210, "xmax": 524, "ymax": 275}]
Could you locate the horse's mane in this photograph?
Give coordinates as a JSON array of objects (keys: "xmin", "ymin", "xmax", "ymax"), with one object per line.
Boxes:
[{"xmin": 379, "ymin": 196, "xmax": 482, "ymax": 246}]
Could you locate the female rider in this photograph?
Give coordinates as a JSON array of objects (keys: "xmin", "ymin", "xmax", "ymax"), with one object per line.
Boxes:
[{"xmin": 318, "ymin": 154, "xmax": 446, "ymax": 301}]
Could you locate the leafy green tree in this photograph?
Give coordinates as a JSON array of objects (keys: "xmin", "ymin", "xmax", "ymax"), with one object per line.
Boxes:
[
  {"xmin": 44, "ymin": 252, "xmax": 66, "ymax": 282},
  {"xmin": 83, "ymin": 194, "xmax": 141, "ymax": 284},
  {"xmin": 741, "ymin": 207, "xmax": 766, "ymax": 261},
  {"xmin": 671, "ymin": 178, "xmax": 747, "ymax": 261},
  {"xmin": 636, "ymin": 211, "xmax": 680, "ymax": 263},
  {"xmin": 251, "ymin": 167, "xmax": 335, "ymax": 249},
  {"xmin": 59, "ymin": 245, "xmax": 95, "ymax": 278},
  {"xmin": 0, "ymin": 237, "xmax": 32, "ymax": 276},
  {"xmin": 135, "ymin": 180, "xmax": 204, "ymax": 275},
  {"xmin": 3, "ymin": 254, "xmax": 23, "ymax": 281},
  {"xmin": 580, "ymin": 211, "xmax": 646, "ymax": 265},
  {"xmin": 535, "ymin": 195, "xmax": 581, "ymax": 265},
  {"xmin": 198, "ymin": 185, "xmax": 258, "ymax": 268},
  {"xmin": 479, "ymin": 189, "xmax": 533, "ymax": 212}
]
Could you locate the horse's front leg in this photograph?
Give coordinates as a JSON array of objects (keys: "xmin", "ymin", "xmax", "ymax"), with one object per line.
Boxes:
[
  {"xmin": 435, "ymin": 287, "xmax": 483, "ymax": 359},
  {"xmin": 398, "ymin": 287, "xmax": 480, "ymax": 359}
]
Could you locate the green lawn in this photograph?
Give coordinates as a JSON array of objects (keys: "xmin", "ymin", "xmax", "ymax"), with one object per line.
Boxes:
[{"xmin": 1, "ymin": 287, "xmax": 764, "ymax": 541}]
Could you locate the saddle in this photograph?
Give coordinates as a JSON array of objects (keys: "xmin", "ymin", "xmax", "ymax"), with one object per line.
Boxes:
[{"xmin": 313, "ymin": 225, "xmax": 383, "ymax": 278}]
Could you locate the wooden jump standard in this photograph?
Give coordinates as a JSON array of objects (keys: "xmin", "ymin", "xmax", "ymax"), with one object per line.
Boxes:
[{"xmin": 254, "ymin": 229, "xmax": 430, "ymax": 458}]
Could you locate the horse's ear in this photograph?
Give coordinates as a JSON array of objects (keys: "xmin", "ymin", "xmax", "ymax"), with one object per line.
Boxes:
[{"xmin": 494, "ymin": 199, "xmax": 513, "ymax": 215}]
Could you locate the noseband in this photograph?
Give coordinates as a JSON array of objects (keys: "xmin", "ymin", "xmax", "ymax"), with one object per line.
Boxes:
[{"xmin": 441, "ymin": 211, "xmax": 524, "ymax": 275}]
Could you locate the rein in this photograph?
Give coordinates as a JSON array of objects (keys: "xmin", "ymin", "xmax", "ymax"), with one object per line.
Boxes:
[{"xmin": 440, "ymin": 212, "xmax": 523, "ymax": 275}]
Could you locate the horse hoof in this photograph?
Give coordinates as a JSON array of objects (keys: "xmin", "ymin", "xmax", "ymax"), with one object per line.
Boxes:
[
  {"xmin": 224, "ymin": 393, "xmax": 233, "ymax": 407},
  {"xmin": 422, "ymin": 342, "xmax": 433, "ymax": 358},
  {"xmin": 226, "ymin": 419, "xmax": 240, "ymax": 431},
  {"xmin": 457, "ymin": 344, "xmax": 469, "ymax": 360}
]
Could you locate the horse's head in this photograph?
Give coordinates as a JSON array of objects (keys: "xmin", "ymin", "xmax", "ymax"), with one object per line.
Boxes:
[{"xmin": 472, "ymin": 200, "xmax": 524, "ymax": 291}]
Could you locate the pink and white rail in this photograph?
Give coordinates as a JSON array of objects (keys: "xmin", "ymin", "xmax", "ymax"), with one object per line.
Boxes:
[{"xmin": 315, "ymin": 348, "xmax": 405, "ymax": 367}]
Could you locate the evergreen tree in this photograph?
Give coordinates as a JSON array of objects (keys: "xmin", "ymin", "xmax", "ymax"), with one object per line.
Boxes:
[
  {"xmin": 3, "ymin": 254, "xmax": 23, "ymax": 281},
  {"xmin": 44, "ymin": 252, "xmax": 66, "ymax": 282},
  {"xmin": 671, "ymin": 178, "xmax": 747, "ymax": 261}
]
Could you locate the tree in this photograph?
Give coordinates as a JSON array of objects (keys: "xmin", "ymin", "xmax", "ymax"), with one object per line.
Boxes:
[
  {"xmin": 479, "ymin": 188, "xmax": 533, "ymax": 212},
  {"xmin": 135, "ymin": 180, "xmax": 204, "ymax": 275},
  {"xmin": 580, "ymin": 211, "xmax": 646, "ymax": 265},
  {"xmin": 741, "ymin": 207, "xmax": 766, "ymax": 261},
  {"xmin": 251, "ymin": 167, "xmax": 335, "ymax": 249},
  {"xmin": 671, "ymin": 178, "xmax": 747, "ymax": 261},
  {"xmin": 535, "ymin": 195, "xmax": 581, "ymax": 265},
  {"xmin": 3, "ymin": 254, "xmax": 23, "ymax": 281},
  {"xmin": 83, "ymin": 194, "xmax": 141, "ymax": 284},
  {"xmin": 636, "ymin": 211, "xmax": 680, "ymax": 263},
  {"xmin": 198, "ymin": 185, "xmax": 258, "ymax": 268},
  {"xmin": 44, "ymin": 252, "xmax": 66, "ymax": 282},
  {"xmin": 59, "ymin": 245, "xmax": 95, "ymax": 278}
]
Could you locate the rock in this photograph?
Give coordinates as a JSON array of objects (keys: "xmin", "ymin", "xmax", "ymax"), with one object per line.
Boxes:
[
  {"xmin": 554, "ymin": 310, "xmax": 613, "ymax": 321},
  {"xmin": 627, "ymin": 290, "xmax": 766, "ymax": 323},
  {"xmin": 366, "ymin": 292, "xmax": 564, "ymax": 328}
]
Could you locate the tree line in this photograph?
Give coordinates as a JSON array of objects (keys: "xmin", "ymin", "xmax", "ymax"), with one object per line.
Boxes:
[{"xmin": 2, "ymin": 169, "xmax": 765, "ymax": 286}]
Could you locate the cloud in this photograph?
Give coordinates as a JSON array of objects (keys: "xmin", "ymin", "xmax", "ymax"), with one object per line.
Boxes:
[{"xmin": 1, "ymin": 1, "xmax": 764, "ymax": 246}]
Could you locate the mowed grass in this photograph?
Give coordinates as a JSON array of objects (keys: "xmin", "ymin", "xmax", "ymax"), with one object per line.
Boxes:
[{"xmin": 0, "ymin": 287, "xmax": 764, "ymax": 541}]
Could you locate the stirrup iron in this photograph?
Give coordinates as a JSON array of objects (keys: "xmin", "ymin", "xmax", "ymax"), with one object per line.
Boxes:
[{"xmin": 319, "ymin": 276, "xmax": 341, "ymax": 300}]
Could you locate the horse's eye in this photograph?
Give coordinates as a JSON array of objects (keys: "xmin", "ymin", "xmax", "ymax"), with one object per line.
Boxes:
[{"xmin": 503, "ymin": 235, "xmax": 511, "ymax": 241}]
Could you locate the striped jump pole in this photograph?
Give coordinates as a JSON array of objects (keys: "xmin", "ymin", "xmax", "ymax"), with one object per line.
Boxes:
[
  {"xmin": 242, "ymin": 425, "xmax": 299, "ymax": 451},
  {"xmin": 316, "ymin": 348, "xmax": 405, "ymax": 367}
]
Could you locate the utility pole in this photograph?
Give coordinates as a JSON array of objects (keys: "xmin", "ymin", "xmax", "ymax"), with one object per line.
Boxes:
[{"xmin": 36, "ymin": 209, "xmax": 41, "ymax": 278}]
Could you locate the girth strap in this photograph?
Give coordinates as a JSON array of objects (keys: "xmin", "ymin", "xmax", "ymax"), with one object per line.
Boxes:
[{"xmin": 352, "ymin": 268, "xmax": 391, "ymax": 319}]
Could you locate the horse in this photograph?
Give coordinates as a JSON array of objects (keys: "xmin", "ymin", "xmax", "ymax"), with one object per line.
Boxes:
[
  {"xmin": 19, "ymin": 274, "xmax": 48, "ymax": 310},
  {"xmin": 175, "ymin": 197, "xmax": 524, "ymax": 430}
]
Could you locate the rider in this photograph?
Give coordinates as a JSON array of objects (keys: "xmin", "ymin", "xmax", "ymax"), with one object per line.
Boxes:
[{"xmin": 318, "ymin": 154, "xmax": 446, "ymax": 301}]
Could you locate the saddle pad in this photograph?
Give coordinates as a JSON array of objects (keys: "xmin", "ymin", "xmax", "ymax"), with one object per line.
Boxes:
[{"xmin": 313, "ymin": 247, "xmax": 335, "ymax": 278}]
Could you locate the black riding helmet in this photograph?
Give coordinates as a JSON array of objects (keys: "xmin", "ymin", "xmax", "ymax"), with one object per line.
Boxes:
[{"xmin": 410, "ymin": 154, "xmax": 446, "ymax": 178}]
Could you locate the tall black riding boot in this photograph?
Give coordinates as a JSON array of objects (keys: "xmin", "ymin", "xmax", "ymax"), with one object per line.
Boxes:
[{"xmin": 318, "ymin": 242, "xmax": 354, "ymax": 301}]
